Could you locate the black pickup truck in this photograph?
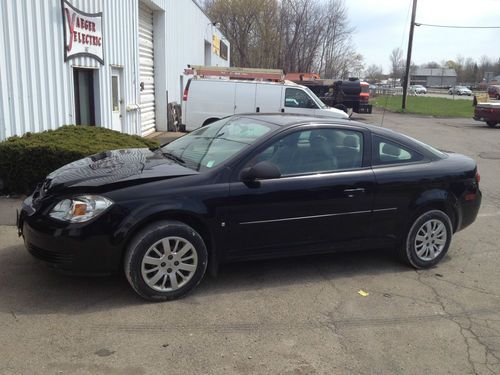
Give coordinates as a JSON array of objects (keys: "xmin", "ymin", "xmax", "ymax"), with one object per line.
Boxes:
[{"xmin": 292, "ymin": 78, "xmax": 373, "ymax": 114}]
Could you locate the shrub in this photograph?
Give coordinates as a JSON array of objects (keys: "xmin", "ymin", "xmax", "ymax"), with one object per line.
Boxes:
[{"xmin": 0, "ymin": 125, "xmax": 159, "ymax": 194}]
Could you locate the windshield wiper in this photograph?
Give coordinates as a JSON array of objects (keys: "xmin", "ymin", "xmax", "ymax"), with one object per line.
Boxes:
[{"xmin": 162, "ymin": 151, "xmax": 185, "ymax": 164}]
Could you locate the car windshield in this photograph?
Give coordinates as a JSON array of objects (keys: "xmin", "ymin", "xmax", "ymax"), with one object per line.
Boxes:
[
  {"xmin": 161, "ymin": 117, "xmax": 279, "ymax": 171},
  {"xmin": 303, "ymin": 87, "xmax": 327, "ymax": 109}
]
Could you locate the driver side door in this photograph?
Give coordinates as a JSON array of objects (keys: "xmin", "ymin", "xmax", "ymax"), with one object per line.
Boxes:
[
  {"xmin": 223, "ymin": 127, "xmax": 375, "ymax": 261},
  {"xmin": 281, "ymin": 87, "xmax": 319, "ymax": 116}
]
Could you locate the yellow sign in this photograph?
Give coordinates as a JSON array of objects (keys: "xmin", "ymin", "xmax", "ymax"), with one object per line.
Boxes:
[
  {"xmin": 475, "ymin": 93, "xmax": 489, "ymax": 103},
  {"xmin": 212, "ymin": 34, "xmax": 220, "ymax": 56}
]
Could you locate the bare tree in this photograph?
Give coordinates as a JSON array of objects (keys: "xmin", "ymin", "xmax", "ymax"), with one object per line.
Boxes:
[
  {"xmin": 389, "ymin": 47, "xmax": 404, "ymax": 83},
  {"xmin": 365, "ymin": 64, "xmax": 383, "ymax": 82},
  {"xmin": 204, "ymin": 0, "xmax": 356, "ymax": 77}
]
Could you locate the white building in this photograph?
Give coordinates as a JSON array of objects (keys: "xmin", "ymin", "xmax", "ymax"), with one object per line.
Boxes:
[{"xmin": 0, "ymin": 0, "xmax": 230, "ymax": 140}]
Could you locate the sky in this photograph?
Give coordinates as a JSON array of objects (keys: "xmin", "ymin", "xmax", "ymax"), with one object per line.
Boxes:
[{"xmin": 346, "ymin": 0, "xmax": 500, "ymax": 73}]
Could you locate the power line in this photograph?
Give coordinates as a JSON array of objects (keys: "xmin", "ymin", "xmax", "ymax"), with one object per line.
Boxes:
[{"xmin": 415, "ymin": 22, "xmax": 500, "ymax": 29}]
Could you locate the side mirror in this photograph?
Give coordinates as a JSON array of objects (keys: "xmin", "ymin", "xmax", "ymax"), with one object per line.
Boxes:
[{"xmin": 240, "ymin": 161, "xmax": 281, "ymax": 182}]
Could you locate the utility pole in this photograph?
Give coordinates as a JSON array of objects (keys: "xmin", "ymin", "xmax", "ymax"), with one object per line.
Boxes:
[{"xmin": 402, "ymin": 0, "xmax": 418, "ymax": 110}]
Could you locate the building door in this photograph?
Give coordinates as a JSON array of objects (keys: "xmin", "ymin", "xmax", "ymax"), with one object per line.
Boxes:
[
  {"xmin": 111, "ymin": 68, "xmax": 123, "ymax": 131},
  {"xmin": 139, "ymin": 2, "xmax": 156, "ymax": 136},
  {"xmin": 73, "ymin": 68, "xmax": 95, "ymax": 125}
]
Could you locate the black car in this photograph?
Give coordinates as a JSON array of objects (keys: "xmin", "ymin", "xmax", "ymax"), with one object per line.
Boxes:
[{"xmin": 18, "ymin": 114, "xmax": 482, "ymax": 301}]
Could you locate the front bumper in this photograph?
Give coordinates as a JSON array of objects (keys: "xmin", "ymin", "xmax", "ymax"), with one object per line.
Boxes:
[{"xmin": 18, "ymin": 197, "xmax": 123, "ymax": 275}]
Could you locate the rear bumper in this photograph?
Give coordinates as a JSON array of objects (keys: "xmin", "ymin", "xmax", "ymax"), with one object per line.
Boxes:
[{"xmin": 456, "ymin": 189, "xmax": 482, "ymax": 232}]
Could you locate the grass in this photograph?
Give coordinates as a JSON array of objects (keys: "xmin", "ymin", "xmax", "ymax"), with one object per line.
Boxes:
[{"xmin": 371, "ymin": 95, "xmax": 474, "ymax": 118}]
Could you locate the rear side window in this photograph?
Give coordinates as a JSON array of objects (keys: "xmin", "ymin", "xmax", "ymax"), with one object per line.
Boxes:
[{"xmin": 372, "ymin": 135, "xmax": 424, "ymax": 166}]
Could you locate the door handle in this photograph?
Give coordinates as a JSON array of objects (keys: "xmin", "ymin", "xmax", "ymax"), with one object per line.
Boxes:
[{"xmin": 343, "ymin": 188, "xmax": 365, "ymax": 197}]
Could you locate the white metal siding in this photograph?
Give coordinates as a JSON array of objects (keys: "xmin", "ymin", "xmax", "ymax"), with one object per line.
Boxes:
[
  {"xmin": 0, "ymin": 0, "xmax": 141, "ymax": 140},
  {"xmin": 165, "ymin": 0, "xmax": 230, "ymax": 104},
  {"xmin": 139, "ymin": 2, "xmax": 156, "ymax": 136}
]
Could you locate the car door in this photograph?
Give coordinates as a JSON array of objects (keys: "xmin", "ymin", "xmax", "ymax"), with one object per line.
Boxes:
[
  {"xmin": 255, "ymin": 84, "xmax": 282, "ymax": 113},
  {"xmin": 281, "ymin": 87, "xmax": 319, "ymax": 116},
  {"xmin": 223, "ymin": 126, "xmax": 375, "ymax": 261},
  {"xmin": 234, "ymin": 82, "xmax": 256, "ymax": 114}
]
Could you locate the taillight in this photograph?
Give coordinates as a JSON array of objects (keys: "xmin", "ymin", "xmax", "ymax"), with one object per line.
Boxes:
[
  {"xmin": 183, "ymin": 79, "xmax": 192, "ymax": 101},
  {"xmin": 475, "ymin": 172, "xmax": 480, "ymax": 184}
]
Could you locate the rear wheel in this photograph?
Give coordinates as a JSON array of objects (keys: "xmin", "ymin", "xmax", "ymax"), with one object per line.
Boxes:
[
  {"xmin": 399, "ymin": 210, "xmax": 452, "ymax": 268},
  {"xmin": 486, "ymin": 121, "xmax": 498, "ymax": 128},
  {"xmin": 124, "ymin": 221, "xmax": 208, "ymax": 301}
]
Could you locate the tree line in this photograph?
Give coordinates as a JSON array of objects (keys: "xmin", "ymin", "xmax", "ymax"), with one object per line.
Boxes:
[
  {"xmin": 203, "ymin": 0, "xmax": 363, "ymax": 79},
  {"xmin": 365, "ymin": 47, "xmax": 500, "ymax": 85}
]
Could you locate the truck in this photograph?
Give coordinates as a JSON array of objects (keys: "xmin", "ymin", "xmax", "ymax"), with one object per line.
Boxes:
[
  {"xmin": 286, "ymin": 75, "xmax": 373, "ymax": 114},
  {"xmin": 474, "ymin": 102, "xmax": 500, "ymax": 128}
]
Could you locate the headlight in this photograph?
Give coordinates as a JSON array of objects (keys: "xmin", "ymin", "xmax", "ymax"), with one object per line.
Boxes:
[{"xmin": 49, "ymin": 195, "xmax": 113, "ymax": 223}]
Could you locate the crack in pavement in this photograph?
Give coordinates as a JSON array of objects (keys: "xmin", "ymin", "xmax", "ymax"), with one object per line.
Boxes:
[{"xmin": 414, "ymin": 270, "xmax": 500, "ymax": 375}]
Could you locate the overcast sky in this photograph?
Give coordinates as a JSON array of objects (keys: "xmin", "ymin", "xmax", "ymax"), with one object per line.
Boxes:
[{"xmin": 346, "ymin": 0, "xmax": 500, "ymax": 73}]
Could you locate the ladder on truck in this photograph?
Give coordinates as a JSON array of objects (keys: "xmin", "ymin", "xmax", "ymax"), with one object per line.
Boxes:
[{"xmin": 184, "ymin": 65, "xmax": 284, "ymax": 81}]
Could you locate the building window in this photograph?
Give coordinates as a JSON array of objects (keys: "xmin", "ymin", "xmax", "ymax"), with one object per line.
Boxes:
[
  {"xmin": 112, "ymin": 76, "xmax": 119, "ymax": 112},
  {"xmin": 220, "ymin": 41, "xmax": 228, "ymax": 60}
]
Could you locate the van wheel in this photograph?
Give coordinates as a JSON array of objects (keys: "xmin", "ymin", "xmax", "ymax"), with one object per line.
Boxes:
[
  {"xmin": 202, "ymin": 118, "xmax": 219, "ymax": 127},
  {"xmin": 399, "ymin": 210, "xmax": 452, "ymax": 269},
  {"xmin": 124, "ymin": 220, "xmax": 208, "ymax": 301}
]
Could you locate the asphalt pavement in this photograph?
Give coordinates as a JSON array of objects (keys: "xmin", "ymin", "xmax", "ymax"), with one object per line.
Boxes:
[{"xmin": 1, "ymin": 111, "xmax": 499, "ymax": 374}]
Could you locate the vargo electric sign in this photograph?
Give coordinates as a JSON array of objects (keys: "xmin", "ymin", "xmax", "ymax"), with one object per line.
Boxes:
[{"xmin": 62, "ymin": 0, "xmax": 104, "ymax": 64}]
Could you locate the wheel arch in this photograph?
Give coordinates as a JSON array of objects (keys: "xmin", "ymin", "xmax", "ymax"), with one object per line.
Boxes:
[
  {"xmin": 122, "ymin": 210, "xmax": 218, "ymax": 277},
  {"xmin": 202, "ymin": 117, "xmax": 220, "ymax": 126},
  {"xmin": 411, "ymin": 189, "xmax": 459, "ymax": 232}
]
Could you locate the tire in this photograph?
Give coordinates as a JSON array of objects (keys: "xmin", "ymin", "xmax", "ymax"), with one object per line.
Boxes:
[
  {"xmin": 496, "ymin": 94, "xmax": 500, "ymax": 100},
  {"xmin": 124, "ymin": 220, "xmax": 208, "ymax": 301},
  {"xmin": 486, "ymin": 121, "xmax": 498, "ymax": 128},
  {"xmin": 399, "ymin": 210, "xmax": 452, "ymax": 269}
]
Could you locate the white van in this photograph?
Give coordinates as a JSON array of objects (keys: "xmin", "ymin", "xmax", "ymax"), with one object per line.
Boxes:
[{"xmin": 181, "ymin": 78, "xmax": 348, "ymax": 131}]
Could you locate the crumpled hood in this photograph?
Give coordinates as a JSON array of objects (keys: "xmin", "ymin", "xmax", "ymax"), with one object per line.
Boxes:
[{"xmin": 43, "ymin": 148, "xmax": 198, "ymax": 191}]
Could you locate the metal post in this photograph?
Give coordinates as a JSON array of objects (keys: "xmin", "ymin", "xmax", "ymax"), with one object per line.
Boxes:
[{"xmin": 402, "ymin": 0, "xmax": 418, "ymax": 110}]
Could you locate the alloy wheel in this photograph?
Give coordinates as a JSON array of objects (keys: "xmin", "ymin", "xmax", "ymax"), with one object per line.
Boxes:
[
  {"xmin": 141, "ymin": 236, "xmax": 198, "ymax": 292},
  {"xmin": 414, "ymin": 219, "xmax": 447, "ymax": 261}
]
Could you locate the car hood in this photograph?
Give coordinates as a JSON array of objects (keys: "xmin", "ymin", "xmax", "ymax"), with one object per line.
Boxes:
[
  {"xmin": 43, "ymin": 148, "xmax": 198, "ymax": 192},
  {"xmin": 321, "ymin": 107, "xmax": 349, "ymax": 119}
]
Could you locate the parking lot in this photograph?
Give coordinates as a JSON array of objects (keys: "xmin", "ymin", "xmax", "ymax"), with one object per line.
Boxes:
[{"xmin": 1, "ymin": 111, "xmax": 499, "ymax": 375}]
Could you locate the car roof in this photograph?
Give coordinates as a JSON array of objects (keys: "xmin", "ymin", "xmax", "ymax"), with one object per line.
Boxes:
[
  {"xmin": 233, "ymin": 113, "xmax": 380, "ymax": 132},
  {"xmin": 231, "ymin": 113, "xmax": 429, "ymax": 151}
]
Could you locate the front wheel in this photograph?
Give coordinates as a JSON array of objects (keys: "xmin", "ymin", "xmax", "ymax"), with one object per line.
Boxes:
[
  {"xmin": 399, "ymin": 210, "xmax": 452, "ymax": 268},
  {"xmin": 124, "ymin": 221, "xmax": 208, "ymax": 301},
  {"xmin": 486, "ymin": 121, "xmax": 498, "ymax": 128}
]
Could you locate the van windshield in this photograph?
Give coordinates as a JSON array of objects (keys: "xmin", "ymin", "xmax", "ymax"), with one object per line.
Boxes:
[
  {"xmin": 304, "ymin": 87, "xmax": 327, "ymax": 109},
  {"xmin": 161, "ymin": 117, "xmax": 279, "ymax": 171}
]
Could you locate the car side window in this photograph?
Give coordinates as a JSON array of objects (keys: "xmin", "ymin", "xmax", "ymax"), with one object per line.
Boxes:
[
  {"xmin": 248, "ymin": 129, "xmax": 364, "ymax": 176},
  {"xmin": 284, "ymin": 88, "xmax": 318, "ymax": 109},
  {"xmin": 372, "ymin": 135, "xmax": 424, "ymax": 165}
]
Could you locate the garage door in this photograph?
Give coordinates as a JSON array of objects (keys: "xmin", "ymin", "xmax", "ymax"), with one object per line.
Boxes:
[{"xmin": 139, "ymin": 3, "xmax": 156, "ymax": 136}]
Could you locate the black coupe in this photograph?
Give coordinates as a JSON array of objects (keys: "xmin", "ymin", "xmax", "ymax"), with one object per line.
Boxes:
[{"xmin": 18, "ymin": 114, "xmax": 481, "ymax": 301}]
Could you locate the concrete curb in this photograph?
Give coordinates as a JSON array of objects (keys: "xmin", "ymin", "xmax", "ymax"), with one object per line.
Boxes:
[{"xmin": 0, "ymin": 197, "xmax": 23, "ymax": 226}]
